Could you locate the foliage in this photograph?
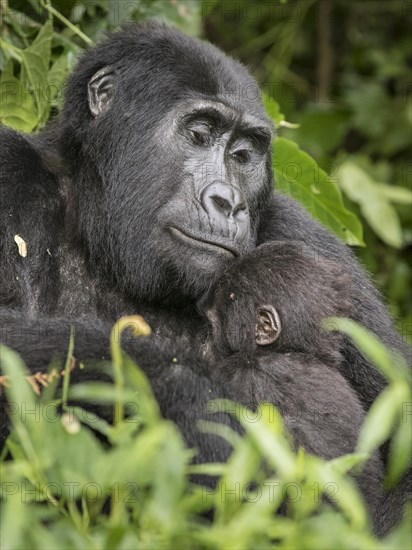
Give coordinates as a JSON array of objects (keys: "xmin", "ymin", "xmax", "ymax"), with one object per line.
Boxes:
[
  {"xmin": 271, "ymin": 136, "xmax": 363, "ymax": 245},
  {"xmin": 1, "ymin": 317, "xmax": 411, "ymax": 549}
]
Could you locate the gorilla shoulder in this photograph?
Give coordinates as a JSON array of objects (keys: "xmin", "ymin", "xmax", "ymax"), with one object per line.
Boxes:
[{"xmin": 0, "ymin": 127, "xmax": 63, "ymax": 311}]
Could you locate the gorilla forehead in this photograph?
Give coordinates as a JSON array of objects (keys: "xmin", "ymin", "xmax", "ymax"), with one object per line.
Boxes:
[{"xmin": 63, "ymin": 21, "xmax": 268, "ymax": 126}]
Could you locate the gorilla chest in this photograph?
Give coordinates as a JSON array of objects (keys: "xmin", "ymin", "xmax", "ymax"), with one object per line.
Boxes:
[
  {"xmin": 137, "ymin": 306, "xmax": 208, "ymax": 354},
  {"xmin": 55, "ymin": 248, "xmax": 207, "ymax": 350}
]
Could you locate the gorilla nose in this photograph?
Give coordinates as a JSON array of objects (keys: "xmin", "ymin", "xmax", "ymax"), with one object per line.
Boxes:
[{"xmin": 201, "ymin": 183, "xmax": 246, "ymax": 220}]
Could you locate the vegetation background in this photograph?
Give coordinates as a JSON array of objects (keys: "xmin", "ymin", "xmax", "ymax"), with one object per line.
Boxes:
[{"xmin": 0, "ymin": 1, "xmax": 411, "ymax": 549}]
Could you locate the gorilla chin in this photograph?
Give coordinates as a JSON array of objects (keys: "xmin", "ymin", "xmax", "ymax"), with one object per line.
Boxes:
[{"xmin": 168, "ymin": 228, "xmax": 237, "ymax": 286}]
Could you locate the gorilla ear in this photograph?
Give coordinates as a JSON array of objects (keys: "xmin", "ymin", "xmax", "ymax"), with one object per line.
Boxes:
[
  {"xmin": 88, "ymin": 66, "xmax": 115, "ymax": 117},
  {"xmin": 255, "ymin": 305, "xmax": 281, "ymax": 346}
]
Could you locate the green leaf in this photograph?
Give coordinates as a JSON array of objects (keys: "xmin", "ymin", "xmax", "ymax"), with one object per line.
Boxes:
[
  {"xmin": 198, "ymin": 418, "xmax": 241, "ymax": 448},
  {"xmin": 68, "ymin": 382, "xmax": 139, "ymax": 404},
  {"xmin": 0, "ymin": 38, "xmax": 23, "ymax": 63},
  {"xmin": 338, "ymin": 161, "xmax": 403, "ymax": 248},
  {"xmin": 188, "ymin": 462, "xmax": 227, "ymax": 477},
  {"xmin": 0, "ymin": 345, "xmax": 41, "ymax": 464},
  {"xmin": 310, "ymin": 458, "xmax": 368, "ymax": 530},
  {"xmin": 0, "ymin": 485, "xmax": 28, "ymax": 550},
  {"xmin": 43, "ymin": 415, "xmax": 105, "ymax": 499},
  {"xmin": 237, "ymin": 403, "xmax": 297, "ymax": 479},
  {"xmin": 362, "ymin": 200, "xmax": 402, "ymax": 249},
  {"xmin": 263, "ymin": 94, "xmax": 285, "ymax": 126},
  {"xmin": 329, "ymin": 453, "xmax": 370, "ymax": 476},
  {"xmin": 326, "ymin": 317, "xmax": 410, "ymax": 382},
  {"xmin": 387, "ymin": 405, "xmax": 412, "ymax": 487},
  {"xmin": 144, "ymin": 423, "xmax": 188, "ymax": 529},
  {"xmin": 47, "ymin": 53, "xmax": 70, "ymax": 106},
  {"xmin": 357, "ymin": 385, "xmax": 405, "ymax": 455},
  {"xmin": 0, "ymin": 60, "xmax": 37, "ymax": 132},
  {"xmin": 377, "ymin": 183, "xmax": 412, "ymax": 205},
  {"xmin": 20, "ymin": 20, "xmax": 53, "ymax": 126},
  {"xmin": 273, "ymin": 137, "xmax": 364, "ymax": 245},
  {"xmin": 215, "ymin": 437, "xmax": 261, "ymax": 521},
  {"xmin": 69, "ymin": 406, "xmax": 113, "ymax": 438},
  {"xmin": 122, "ymin": 354, "xmax": 161, "ymax": 425},
  {"xmin": 382, "ymin": 505, "xmax": 412, "ymax": 549}
]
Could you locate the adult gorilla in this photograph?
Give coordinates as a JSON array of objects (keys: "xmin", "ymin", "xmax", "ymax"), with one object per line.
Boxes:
[{"xmin": 0, "ymin": 22, "xmax": 408, "ymax": 469}]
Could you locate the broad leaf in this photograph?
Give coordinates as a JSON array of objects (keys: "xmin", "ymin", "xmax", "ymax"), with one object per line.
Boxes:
[
  {"xmin": 263, "ymin": 94, "xmax": 285, "ymax": 126},
  {"xmin": 20, "ymin": 20, "xmax": 53, "ymax": 126},
  {"xmin": 47, "ymin": 53, "xmax": 70, "ymax": 107},
  {"xmin": 338, "ymin": 161, "xmax": 403, "ymax": 248},
  {"xmin": 387, "ymin": 413, "xmax": 412, "ymax": 487},
  {"xmin": 0, "ymin": 60, "xmax": 37, "ymax": 132},
  {"xmin": 357, "ymin": 385, "xmax": 406, "ymax": 455},
  {"xmin": 273, "ymin": 137, "xmax": 364, "ymax": 245}
]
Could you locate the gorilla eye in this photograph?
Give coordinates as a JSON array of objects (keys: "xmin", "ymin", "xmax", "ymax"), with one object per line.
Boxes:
[
  {"xmin": 231, "ymin": 149, "xmax": 250, "ymax": 164},
  {"xmin": 188, "ymin": 123, "xmax": 213, "ymax": 146}
]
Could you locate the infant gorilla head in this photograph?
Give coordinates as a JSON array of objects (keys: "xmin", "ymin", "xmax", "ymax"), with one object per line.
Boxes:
[{"xmin": 201, "ymin": 241, "xmax": 350, "ymax": 365}]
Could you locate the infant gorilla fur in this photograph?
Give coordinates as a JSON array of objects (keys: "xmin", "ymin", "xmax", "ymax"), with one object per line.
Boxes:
[{"xmin": 200, "ymin": 241, "xmax": 386, "ymax": 530}]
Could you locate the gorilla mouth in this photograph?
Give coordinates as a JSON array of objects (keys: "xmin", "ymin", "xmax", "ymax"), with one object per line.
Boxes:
[{"xmin": 169, "ymin": 227, "xmax": 238, "ymax": 257}]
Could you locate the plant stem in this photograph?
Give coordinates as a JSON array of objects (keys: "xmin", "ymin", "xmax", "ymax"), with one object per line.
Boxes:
[{"xmin": 41, "ymin": 0, "xmax": 93, "ymax": 46}]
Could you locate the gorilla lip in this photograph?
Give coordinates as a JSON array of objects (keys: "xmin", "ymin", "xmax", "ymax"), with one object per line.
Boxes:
[{"xmin": 169, "ymin": 227, "xmax": 238, "ymax": 257}]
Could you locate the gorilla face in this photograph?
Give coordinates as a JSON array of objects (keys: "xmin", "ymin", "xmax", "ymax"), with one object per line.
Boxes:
[
  {"xmin": 62, "ymin": 23, "xmax": 273, "ymax": 301},
  {"xmin": 158, "ymin": 99, "xmax": 272, "ymax": 270}
]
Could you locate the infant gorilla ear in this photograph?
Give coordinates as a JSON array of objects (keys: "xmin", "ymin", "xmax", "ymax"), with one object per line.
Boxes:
[
  {"xmin": 255, "ymin": 305, "xmax": 282, "ymax": 346},
  {"xmin": 200, "ymin": 241, "xmax": 351, "ymax": 362}
]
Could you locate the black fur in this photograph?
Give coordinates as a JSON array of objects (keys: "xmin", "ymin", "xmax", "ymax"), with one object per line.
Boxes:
[
  {"xmin": 200, "ymin": 242, "xmax": 386, "ymax": 530},
  {"xmin": 0, "ymin": 21, "xmax": 409, "ymax": 529}
]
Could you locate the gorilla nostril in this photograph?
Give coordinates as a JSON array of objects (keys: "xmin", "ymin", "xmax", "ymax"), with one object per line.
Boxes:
[
  {"xmin": 211, "ymin": 195, "xmax": 232, "ymax": 216},
  {"xmin": 233, "ymin": 203, "xmax": 247, "ymax": 216},
  {"xmin": 201, "ymin": 182, "xmax": 247, "ymax": 221}
]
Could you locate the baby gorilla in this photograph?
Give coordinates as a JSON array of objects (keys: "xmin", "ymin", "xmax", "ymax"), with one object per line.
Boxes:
[{"xmin": 200, "ymin": 241, "xmax": 384, "ymax": 528}]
